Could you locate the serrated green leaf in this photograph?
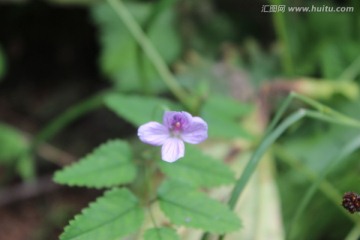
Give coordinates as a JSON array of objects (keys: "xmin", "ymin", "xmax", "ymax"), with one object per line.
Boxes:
[
  {"xmin": 158, "ymin": 181, "xmax": 241, "ymax": 233},
  {"xmin": 144, "ymin": 227, "xmax": 179, "ymax": 240},
  {"xmin": 201, "ymin": 96, "xmax": 253, "ymax": 139},
  {"xmin": 0, "ymin": 122, "xmax": 28, "ymax": 163},
  {"xmin": 105, "ymin": 94, "xmax": 179, "ymax": 126},
  {"xmin": 160, "ymin": 146, "xmax": 235, "ymax": 187},
  {"xmin": 54, "ymin": 140, "xmax": 136, "ymax": 188},
  {"xmin": 60, "ymin": 188, "xmax": 144, "ymax": 240}
]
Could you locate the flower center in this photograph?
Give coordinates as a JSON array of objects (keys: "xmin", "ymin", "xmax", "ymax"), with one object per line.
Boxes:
[
  {"xmin": 174, "ymin": 121, "xmax": 181, "ymax": 130},
  {"xmin": 170, "ymin": 115, "xmax": 184, "ymax": 136}
]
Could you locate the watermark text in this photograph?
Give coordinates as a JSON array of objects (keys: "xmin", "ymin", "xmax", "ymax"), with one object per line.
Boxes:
[{"xmin": 261, "ymin": 5, "xmax": 354, "ymax": 13}]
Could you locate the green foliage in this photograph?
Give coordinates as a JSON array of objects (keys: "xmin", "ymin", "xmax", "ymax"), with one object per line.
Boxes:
[
  {"xmin": 0, "ymin": 123, "xmax": 28, "ymax": 163},
  {"xmin": 0, "ymin": 123, "xmax": 35, "ymax": 179},
  {"xmin": 16, "ymin": 153, "xmax": 35, "ymax": 180},
  {"xmin": 201, "ymin": 95, "xmax": 253, "ymax": 139},
  {"xmin": 160, "ymin": 146, "xmax": 235, "ymax": 187},
  {"xmin": 105, "ymin": 93, "xmax": 178, "ymax": 126},
  {"xmin": 158, "ymin": 180, "xmax": 241, "ymax": 234},
  {"xmin": 285, "ymin": 4, "xmax": 360, "ymax": 78},
  {"xmin": 244, "ymin": 39, "xmax": 278, "ymax": 85},
  {"xmin": 54, "ymin": 140, "xmax": 136, "ymax": 188},
  {"xmin": 273, "ymin": 99, "xmax": 360, "ymax": 239},
  {"xmin": 144, "ymin": 227, "xmax": 179, "ymax": 240},
  {"xmin": 60, "ymin": 188, "xmax": 144, "ymax": 240},
  {"xmin": 92, "ymin": 1, "xmax": 180, "ymax": 92}
]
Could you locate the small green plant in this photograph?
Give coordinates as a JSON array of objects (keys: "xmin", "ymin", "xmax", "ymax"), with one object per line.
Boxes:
[{"xmin": 1, "ymin": 0, "xmax": 360, "ymax": 239}]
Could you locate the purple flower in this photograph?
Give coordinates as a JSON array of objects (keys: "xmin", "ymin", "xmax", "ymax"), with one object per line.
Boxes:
[{"xmin": 138, "ymin": 111, "xmax": 208, "ymax": 162}]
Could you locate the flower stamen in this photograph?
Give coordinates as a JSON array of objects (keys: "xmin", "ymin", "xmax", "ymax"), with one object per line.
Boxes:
[{"xmin": 174, "ymin": 121, "xmax": 181, "ymax": 130}]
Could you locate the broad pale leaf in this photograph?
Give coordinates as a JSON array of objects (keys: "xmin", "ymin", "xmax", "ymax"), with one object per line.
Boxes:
[
  {"xmin": 144, "ymin": 227, "xmax": 179, "ymax": 240},
  {"xmin": 105, "ymin": 94, "xmax": 178, "ymax": 126},
  {"xmin": 54, "ymin": 140, "xmax": 136, "ymax": 188},
  {"xmin": 158, "ymin": 181, "xmax": 241, "ymax": 234},
  {"xmin": 160, "ymin": 146, "xmax": 235, "ymax": 187},
  {"xmin": 60, "ymin": 188, "xmax": 144, "ymax": 240}
]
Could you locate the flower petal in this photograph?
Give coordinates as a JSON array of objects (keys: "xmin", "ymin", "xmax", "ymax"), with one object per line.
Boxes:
[
  {"xmin": 181, "ymin": 116, "xmax": 208, "ymax": 144},
  {"xmin": 161, "ymin": 138, "xmax": 185, "ymax": 162},
  {"xmin": 163, "ymin": 111, "xmax": 192, "ymax": 129},
  {"xmin": 138, "ymin": 122, "xmax": 169, "ymax": 146}
]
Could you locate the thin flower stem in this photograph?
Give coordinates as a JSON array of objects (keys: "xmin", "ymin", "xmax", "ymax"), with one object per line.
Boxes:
[
  {"xmin": 285, "ymin": 134, "xmax": 360, "ymax": 240},
  {"xmin": 107, "ymin": 0, "xmax": 194, "ymax": 111},
  {"xmin": 32, "ymin": 91, "xmax": 108, "ymax": 149}
]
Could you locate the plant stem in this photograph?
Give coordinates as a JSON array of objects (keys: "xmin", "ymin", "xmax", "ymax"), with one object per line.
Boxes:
[
  {"xmin": 107, "ymin": 0, "xmax": 194, "ymax": 111},
  {"xmin": 136, "ymin": 0, "xmax": 176, "ymax": 95},
  {"xmin": 32, "ymin": 92, "xmax": 107, "ymax": 148},
  {"xmin": 292, "ymin": 92, "xmax": 360, "ymax": 127},
  {"xmin": 266, "ymin": 92, "xmax": 360, "ymax": 136},
  {"xmin": 265, "ymin": 92, "xmax": 294, "ymax": 135}
]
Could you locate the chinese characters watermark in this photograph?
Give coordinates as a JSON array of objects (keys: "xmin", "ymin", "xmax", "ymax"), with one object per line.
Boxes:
[{"xmin": 261, "ymin": 4, "xmax": 354, "ymax": 13}]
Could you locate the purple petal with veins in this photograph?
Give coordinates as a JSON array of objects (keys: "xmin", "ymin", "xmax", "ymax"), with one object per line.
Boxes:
[
  {"xmin": 137, "ymin": 122, "xmax": 169, "ymax": 146},
  {"xmin": 161, "ymin": 138, "xmax": 185, "ymax": 162},
  {"xmin": 181, "ymin": 117, "xmax": 208, "ymax": 144}
]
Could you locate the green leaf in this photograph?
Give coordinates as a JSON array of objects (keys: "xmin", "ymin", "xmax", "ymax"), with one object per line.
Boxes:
[
  {"xmin": 160, "ymin": 146, "xmax": 235, "ymax": 187},
  {"xmin": 0, "ymin": 122, "xmax": 28, "ymax": 163},
  {"xmin": 201, "ymin": 95, "xmax": 253, "ymax": 139},
  {"xmin": 320, "ymin": 42, "xmax": 344, "ymax": 79},
  {"xmin": 92, "ymin": 2, "xmax": 180, "ymax": 92},
  {"xmin": 105, "ymin": 94, "xmax": 178, "ymax": 126},
  {"xmin": 16, "ymin": 153, "xmax": 35, "ymax": 180},
  {"xmin": 158, "ymin": 181, "xmax": 241, "ymax": 233},
  {"xmin": 54, "ymin": 140, "xmax": 136, "ymax": 188},
  {"xmin": 144, "ymin": 227, "xmax": 179, "ymax": 240},
  {"xmin": 60, "ymin": 188, "xmax": 144, "ymax": 240}
]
